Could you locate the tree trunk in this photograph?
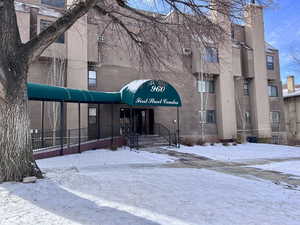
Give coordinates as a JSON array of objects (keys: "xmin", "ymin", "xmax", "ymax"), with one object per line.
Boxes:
[{"xmin": 0, "ymin": 72, "xmax": 42, "ymax": 182}]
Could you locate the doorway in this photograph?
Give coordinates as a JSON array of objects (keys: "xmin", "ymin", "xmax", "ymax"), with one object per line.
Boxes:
[{"xmin": 120, "ymin": 108, "xmax": 154, "ymax": 135}]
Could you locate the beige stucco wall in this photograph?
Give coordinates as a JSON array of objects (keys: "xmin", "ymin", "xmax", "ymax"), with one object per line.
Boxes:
[
  {"xmin": 65, "ymin": 14, "xmax": 88, "ymax": 130},
  {"xmin": 284, "ymin": 97, "xmax": 300, "ymax": 145},
  {"xmin": 16, "ymin": 11, "xmax": 30, "ymax": 43},
  {"xmin": 245, "ymin": 4, "xmax": 271, "ymax": 138}
]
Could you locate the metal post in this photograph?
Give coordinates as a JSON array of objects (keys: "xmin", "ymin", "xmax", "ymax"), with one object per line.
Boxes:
[
  {"xmin": 78, "ymin": 102, "xmax": 81, "ymax": 153},
  {"xmin": 60, "ymin": 101, "xmax": 64, "ymax": 155},
  {"xmin": 111, "ymin": 104, "xmax": 114, "ymax": 147},
  {"xmin": 177, "ymin": 107, "xmax": 180, "ymax": 148},
  {"xmin": 130, "ymin": 106, "xmax": 133, "ymax": 134},
  {"xmin": 97, "ymin": 104, "xmax": 101, "ymax": 139},
  {"xmin": 41, "ymin": 101, "xmax": 45, "ymax": 148}
]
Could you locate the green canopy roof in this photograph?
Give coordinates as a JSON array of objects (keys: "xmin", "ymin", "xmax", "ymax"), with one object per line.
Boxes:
[
  {"xmin": 120, "ymin": 80, "xmax": 182, "ymax": 107},
  {"xmin": 27, "ymin": 80, "xmax": 181, "ymax": 107},
  {"xmin": 27, "ymin": 83, "xmax": 121, "ymax": 103}
]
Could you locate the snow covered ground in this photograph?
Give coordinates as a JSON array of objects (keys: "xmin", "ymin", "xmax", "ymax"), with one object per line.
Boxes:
[
  {"xmin": 1, "ymin": 147, "xmax": 300, "ymax": 225},
  {"xmin": 252, "ymin": 161, "xmax": 300, "ymax": 177},
  {"xmin": 167, "ymin": 143, "xmax": 300, "ymax": 162}
]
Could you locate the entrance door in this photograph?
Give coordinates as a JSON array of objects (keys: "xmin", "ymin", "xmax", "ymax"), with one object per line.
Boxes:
[{"xmin": 120, "ymin": 108, "xmax": 154, "ymax": 135}]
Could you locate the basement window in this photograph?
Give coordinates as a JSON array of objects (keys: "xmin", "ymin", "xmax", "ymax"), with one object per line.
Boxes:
[{"xmin": 88, "ymin": 107, "xmax": 97, "ymax": 124}]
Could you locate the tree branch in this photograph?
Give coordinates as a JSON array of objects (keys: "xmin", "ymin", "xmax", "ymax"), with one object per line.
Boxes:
[{"xmin": 22, "ymin": 0, "xmax": 100, "ymax": 64}]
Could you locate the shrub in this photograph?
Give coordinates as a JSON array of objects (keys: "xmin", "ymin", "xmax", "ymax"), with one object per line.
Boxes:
[
  {"xmin": 181, "ymin": 136, "xmax": 196, "ymax": 146},
  {"xmin": 222, "ymin": 142, "xmax": 230, "ymax": 146},
  {"xmin": 196, "ymin": 138, "xmax": 206, "ymax": 146},
  {"xmin": 110, "ymin": 144, "xmax": 118, "ymax": 151},
  {"xmin": 257, "ymin": 138, "xmax": 271, "ymax": 144}
]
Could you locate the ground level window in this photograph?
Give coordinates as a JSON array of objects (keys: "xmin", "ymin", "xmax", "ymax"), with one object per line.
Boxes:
[
  {"xmin": 272, "ymin": 136, "xmax": 280, "ymax": 144},
  {"xmin": 206, "ymin": 110, "xmax": 216, "ymax": 124},
  {"xmin": 88, "ymin": 107, "xmax": 97, "ymax": 124}
]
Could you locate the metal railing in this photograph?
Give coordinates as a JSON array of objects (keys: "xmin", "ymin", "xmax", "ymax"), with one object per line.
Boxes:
[
  {"xmin": 153, "ymin": 123, "xmax": 173, "ymax": 146},
  {"xmin": 31, "ymin": 128, "xmax": 88, "ymax": 151}
]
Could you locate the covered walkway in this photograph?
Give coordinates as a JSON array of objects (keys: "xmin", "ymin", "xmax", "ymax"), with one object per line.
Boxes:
[{"xmin": 27, "ymin": 79, "xmax": 182, "ymax": 155}]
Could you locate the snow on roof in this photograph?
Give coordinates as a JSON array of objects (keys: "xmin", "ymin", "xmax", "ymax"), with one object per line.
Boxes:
[
  {"xmin": 120, "ymin": 79, "xmax": 150, "ymax": 93},
  {"xmin": 15, "ymin": 1, "xmax": 62, "ymax": 18},
  {"xmin": 283, "ymin": 88, "xmax": 300, "ymax": 98},
  {"xmin": 265, "ymin": 42, "xmax": 278, "ymax": 52}
]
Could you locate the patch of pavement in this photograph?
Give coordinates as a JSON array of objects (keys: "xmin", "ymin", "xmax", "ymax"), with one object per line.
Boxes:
[{"xmin": 140, "ymin": 147, "xmax": 300, "ymax": 190}]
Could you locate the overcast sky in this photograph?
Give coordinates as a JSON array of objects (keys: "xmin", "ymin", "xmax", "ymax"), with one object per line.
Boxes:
[{"xmin": 264, "ymin": 0, "xmax": 300, "ymax": 84}]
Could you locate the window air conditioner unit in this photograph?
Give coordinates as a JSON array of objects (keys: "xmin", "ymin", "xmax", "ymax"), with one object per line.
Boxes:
[{"xmin": 183, "ymin": 48, "xmax": 192, "ymax": 56}]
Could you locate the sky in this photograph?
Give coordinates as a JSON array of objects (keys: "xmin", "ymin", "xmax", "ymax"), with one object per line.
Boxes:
[{"xmin": 264, "ymin": 0, "xmax": 300, "ymax": 84}]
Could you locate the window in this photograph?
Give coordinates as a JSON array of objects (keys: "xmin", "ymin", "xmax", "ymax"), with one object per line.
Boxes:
[
  {"xmin": 40, "ymin": 20, "xmax": 65, "ymax": 43},
  {"xmin": 245, "ymin": 111, "xmax": 251, "ymax": 124},
  {"xmin": 88, "ymin": 107, "xmax": 97, "ymax": 124},
  {"xmin": 41, "ymin": 0, "xmax": 65, "ymax": 8},
  {"xmin": 268, "ymin": 85, "xmax": 278, "ymax": 97},
  {"xmin": 88, "ymin": 70, "xmax": 97, "ymax": 88},
  {"xmin": 243, "ymin": 80, "xmax": 250, "ymax": 96},
  {"xmin": 199, "ymin": 110, "xmax": 216, "ymax": 124},
  {"xmin": 270, "ymin": 111, "xmax": 280, "ymax": 132},
  {"xmin": 204, "ymin": 47, "xmax": 218, "ymax": 63},
  {"xmin": 198, "ymin": 80, "xmax": 215, "ymax": 93},
  {"xmin": 272, "ymin": 136, "xmax": 280, "ymax": 144},
  {"xmin": 267, "ymin": 55, "xmax": 274, "ymax": 70},
  {"xmin": 270, "ymin": 111, "xmax": 280, "ymax": 123},
  {"xmin": 206, "ymin": 110, "xmax": 216, "ymax": 124}
]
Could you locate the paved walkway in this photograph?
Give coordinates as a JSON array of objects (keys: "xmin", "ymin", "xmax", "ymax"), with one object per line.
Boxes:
[{"xmin": 141, "ymin": 147, "xmax": 300, "ymax": 190}]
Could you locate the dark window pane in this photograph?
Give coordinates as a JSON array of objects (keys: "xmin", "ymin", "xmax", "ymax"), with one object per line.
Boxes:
[
  {"xmin": 204, "ymin": 47, "xmax": 218, "ymax": 63},
  {"xmin": 40, "ymin": 19, "xmax": 65, "ymax": 43},
  {"xmin": 206, "ymin": 110, "xmax": 216, "ymax": 123},
  {"xmin": 268, "ymin": 85, "xmax": 278, "ymax": 97},
  {"xmin": 41, "ymin": 0, "xmax": 65, "ymax": 8},
  {"xmin": 198, "ymin": 80, "xmax": 215, "ymax": 93},
  {"xmin": 267, "ymin": 55, "xmax": 274, "ymax": 70},
  {"xmin": 243, "ymin": 80, "xmax": 250, "ymax": 96}
]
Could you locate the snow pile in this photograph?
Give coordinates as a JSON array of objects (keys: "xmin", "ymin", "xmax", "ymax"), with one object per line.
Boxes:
[{"xmin": 168, "ymin": 143, "xmax": 300, "ymax": 162}]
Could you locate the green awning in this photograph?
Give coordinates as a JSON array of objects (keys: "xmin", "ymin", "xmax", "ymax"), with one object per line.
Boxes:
[
  {"xmin": 27, "ymin": 80, "xmax": 182, "ymax": 106},
  {"xmin": 120, "ymin": 80, "xmax": 182, "ymax": 107},
  {"xmin": 27, "ymin": 83, "xmax": 121, "ymax": 103}
]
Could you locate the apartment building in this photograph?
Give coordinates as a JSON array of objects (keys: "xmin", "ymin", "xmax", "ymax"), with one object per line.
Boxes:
[
  {"xmin": 16, "ymin": 0, "xmax": 287, "ymax": 144},
  {"xmin": 283, "ymin": 76, "xmax": 300, "ymax": 145}
]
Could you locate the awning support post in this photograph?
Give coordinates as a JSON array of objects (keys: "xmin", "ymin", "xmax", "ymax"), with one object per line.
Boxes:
[
  {"xmin": 177, "ymin": 107, "xmax": 180, "ymax": 148},
  {"xmin": 97, "ymin": 104, "xmax": 101, "ymax": 139},
  {"xmin": 111, "ymin": 104, "xmax": 114, "ymax": 147},
  {"xmin": 60, "ymin": 101, "xmax": 64, "ymax": 155},
  {"xmin": 41, "ymin": 100, "xmax": 45, "ymax": 148},
  {"xmin": 78, "ymin": 102, "xmax": 81, "ymax": 153}
]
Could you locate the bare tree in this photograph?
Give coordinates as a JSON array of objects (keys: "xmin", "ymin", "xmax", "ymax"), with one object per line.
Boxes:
[
  {"xmin": 0, "ymin": 0, "xmax": 272, "ymax": 182},
  {"xmin": 47, "ymin": 50, "xmax": 66, "ymax": 146}
]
